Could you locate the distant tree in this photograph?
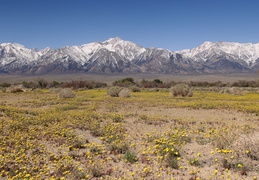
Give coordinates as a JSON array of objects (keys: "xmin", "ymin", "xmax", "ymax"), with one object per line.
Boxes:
[
  {"xmin": 153, "ymin": 79, "xmax": 163, "ymax": 84},
  {"xmin": 22, "ymin": 81, "xmax": 37, "ymax": 89},
  {"xmin": 122, "ymin": 77, "xmax": 134, "ymax": 84},
  {"xmin": 153, "ymin": 79, "xmax": 163, "ymax": 85},
  {"xmin": 0, "ymin": 82, "xmax": 11, "ymax": 88},
  {"xmin": 36, "ymin": 78, "xmax": 48, "ymax": 89},
  {"xmin": 139, "ymin": 79, "xmax": 152, "ymax": 88},
  {"xmin": 140, "ymin": 79, "xmax": 148, "ymax": 85},
  {"xmin": 61, "ymin": 80, "xmax": 106, "ymax": 89},
  {"xmin": 49, "ymin": 81, "xmax": 62, "ymax": 88},
  {"xmin": 113, "ymin": 77, "xmax": 135, "ymax": 87}
]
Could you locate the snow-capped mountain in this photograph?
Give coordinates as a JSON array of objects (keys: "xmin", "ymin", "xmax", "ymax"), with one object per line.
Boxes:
[
  {"xmin": 0, "ymin": 43, "xmax": 50, "ymax": 65},
  {"xmin": 0, "ymin": 37, "xmax": 259, "ymax": 74},
  {"xmin": 178, "ymin": 41, "xmax": 259, "ymax": 67}
]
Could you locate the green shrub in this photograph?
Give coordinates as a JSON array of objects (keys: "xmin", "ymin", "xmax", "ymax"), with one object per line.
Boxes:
[
  {"xmin": 57, "ymin": 88, "xmax": 76, "ymax": 98},
  {"xmin": 170, "ymin": 84, "xmax": 193, "ymax": 97},
  {"xmin": 113, "ymin": 77, "xmax": 135, "ymax": 87},
  {"xmin": 0, "ymin": 82, "xmax": 11, "ymax": 88},
  {"xmin": 108, "ymin": 143, "xmax": 129, "ymax": 154},
  {"xmin": 167, "ymin": 157, "xmax": 179, "ymax": 169},
  {"xmin": 107, "ymin": 86, "xmax": 123, "ymax": 97},
  {"xmin": 124, "ymin": 151, "xmax": 138, "ymax": 163},
  {"xmin": 188, "ymin": 157, "xmax": 201, "ymax": 166},
  {"xmin": 153, "ymin": 79, "xmax": 163, "ymax": 84},
  {"xmin": 61, "ymin": 80, "xmax": 107, "ymax": 89}
]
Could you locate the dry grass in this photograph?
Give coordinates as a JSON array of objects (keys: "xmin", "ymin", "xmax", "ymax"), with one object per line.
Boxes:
[
  {"xmin": 232, "ymin": 132, "xmax": 259, "ymax": 161},
  {"xmin": 0, "ymin": 88, "xmax": 259, "ymax": 179}
]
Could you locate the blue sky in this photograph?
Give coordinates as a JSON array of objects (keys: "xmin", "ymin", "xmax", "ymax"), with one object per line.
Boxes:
[{"xmin": 1, "ymin": 0, "xmax": 259, "ymax": 51}]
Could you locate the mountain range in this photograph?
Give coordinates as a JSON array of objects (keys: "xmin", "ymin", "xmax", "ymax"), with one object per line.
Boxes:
[{"xmin": 1, "ymin": 37, "xmax": 259, "ymax": 75}]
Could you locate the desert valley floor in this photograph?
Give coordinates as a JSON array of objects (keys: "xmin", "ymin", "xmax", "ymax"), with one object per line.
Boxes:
[{"xmin": 1, "ymin": 84, "xmax": 259, "ymax": 179}]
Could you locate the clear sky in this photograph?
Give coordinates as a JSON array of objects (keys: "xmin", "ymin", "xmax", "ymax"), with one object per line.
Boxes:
[{"xmin": 1, "ymin": 0, "xmax": 259, "ymax": 51}]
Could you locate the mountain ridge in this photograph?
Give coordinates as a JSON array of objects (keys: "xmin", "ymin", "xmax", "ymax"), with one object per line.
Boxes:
[
  {"xmin": 178, "ymin": 41, "xmax": 259, "ymax": 65},
  {"xmin": 1, "ymin": 37, "xmax": 259, "ymax": 74}
]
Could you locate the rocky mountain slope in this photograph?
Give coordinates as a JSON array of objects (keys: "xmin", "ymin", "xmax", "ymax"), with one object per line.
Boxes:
[{"xmin": 1, "ymin": 37, "xmax": 259, "ymax": 74}]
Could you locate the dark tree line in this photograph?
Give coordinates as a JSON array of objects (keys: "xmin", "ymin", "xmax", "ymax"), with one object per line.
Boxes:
[{"xmin": 1, "ymin": 78, "xmax": 259, "ymax": 89}]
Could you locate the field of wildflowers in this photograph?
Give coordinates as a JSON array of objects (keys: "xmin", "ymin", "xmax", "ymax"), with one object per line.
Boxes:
[{"xmin": 0, "ymin": 88, "xmax": 259, "ymax": 180}]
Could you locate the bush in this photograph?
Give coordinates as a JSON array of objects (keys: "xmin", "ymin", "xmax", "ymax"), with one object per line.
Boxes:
[
  {"xmin": 231, "ymin": 80, "xmax": 259, "ymax": 87},
  {"xmin": 211, "ymin": 128, "xmax": 240, "ymax": 149},
  {"xmin": 36, "ymin": 78, "xmax": 48, "ymax": 89},
  {"xmin": 170, "ymin": 84, "xmax": 193, "ymax": 97},
  {"xmin": 153, "ymin": 79, "xmax": 163, "ymax": 84},
  {"xmin": 49, "ymin": 81, "xmax": 62, "ymax": 88},
  {"xmin": 220, "ymin": 87, "xmax": 244, "ymax": 95},
  {"xmin": 167, "ymin": 157, "xmax": 179, "ymax": 169},
  {"xmin": 138, "ymin": 79, "xmax": 175, "ymax": 88},
  {"xmin": 108, "ymin": 143, "xmax": 129, "ymax": 154},
  {"xmin": 113, "ymin": 77, "xmax": 135, "ymax": 87},
  {"xmin": 124, "ymin": 151, "xmax": 138, "ymax": 163},
  {"xmin": 231, "ymin": 132, "xmax": 259, "ymax": 161},
  {"xmin": 119, "ymin": 88, "xmax": 131, "ymax": 98},
  {"xmin": 107, "ymin": 86, "xmax": 123, "ymax": 97},
  {"xmin": 50, "ymin": 88, "xmax": 62, "ymax": 94},
  {"xmin": 149, "ymin": 88, "xmax": 160, "ymax": 92},
  {"xmin": 22, "ymin": 81, "xmax": 38, "ymax": 89},
  {"xmin": 57, "ymin": 88, "xmax": 76, "ymax": 98},
  {"xmin": 129, "ymin": 86, "xmax": 141, "ymax": 92},
  {"xmin": 4, "ymin": 85, "xmax": 25, "ymax": 93},
  {"xmin": 61, "ymin": 80, "xmax": 107, "ymax": 89},
  {"xmin": 0, "ymin": 82, "xmax": 11, "ymax": 88}
]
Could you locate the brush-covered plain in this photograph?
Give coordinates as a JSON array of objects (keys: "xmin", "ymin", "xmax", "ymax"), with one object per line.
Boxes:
[{"xmin": 0, "ymin": 88, "xmax": 259, "ymax": 180}]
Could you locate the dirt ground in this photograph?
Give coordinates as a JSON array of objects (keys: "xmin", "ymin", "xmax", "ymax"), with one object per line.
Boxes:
[{"xmin": 1, "ymin": 89, "xmax": 259, "ymax": 179}]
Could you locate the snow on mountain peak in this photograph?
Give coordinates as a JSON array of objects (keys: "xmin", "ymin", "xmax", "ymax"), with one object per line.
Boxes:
[
  {"xmin": 1, "ymin": 38, "xmax": 259, "ymax": 74},
  {"xmin": 99, "ymin": 37, "xmax": 146, "ymax": 60},
  {"xmin": 178, "ymin": 41, "xmax": 259, "ymax": 64},
  {"xmin": 0, "ymin": 43, "xmax": 12, "ymax": 47},
  {"xmin": 0, "ymin": 43, "xmax": 25, "ymax": 49},
  {"xmin": 203, "ymin": 41, "xmax": 213, "ymax": 45},
  {"xmin": 104, "ymin": 37, "xmax": 123, "ymax": 44}
]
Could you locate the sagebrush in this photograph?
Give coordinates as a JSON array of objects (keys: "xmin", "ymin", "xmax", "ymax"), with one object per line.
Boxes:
[
  {"xmin": 107, "ymin": 86, "xmax": 123, "ymax": 97},
  {"xmin": 170, "ymin": 84, "xmax": 193, "ymax": 97},
  {"xmin": 118, "ymin": 88, "xmax": 131, "ymax": 97},
  {"xmin": 57, "ymin": 88, "xmax": 76, "ymax": 98}
]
